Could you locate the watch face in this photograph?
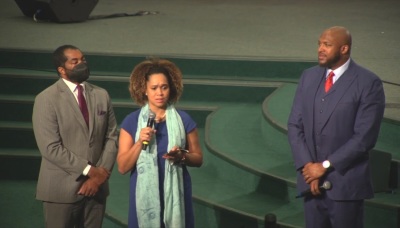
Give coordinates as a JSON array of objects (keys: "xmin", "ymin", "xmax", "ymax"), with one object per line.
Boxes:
[{"xmin": 323, "ymin": 161, "xmax": 330, "ymax": 168}]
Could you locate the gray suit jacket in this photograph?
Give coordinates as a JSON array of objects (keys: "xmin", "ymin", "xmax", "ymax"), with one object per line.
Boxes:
[
  {"xmin": 288, "ymin": 60, "xmax": 385, "ymax": 200},
  {"xmin": 33, "ymin": 78, "xmax": 118, "ymax": 203}
]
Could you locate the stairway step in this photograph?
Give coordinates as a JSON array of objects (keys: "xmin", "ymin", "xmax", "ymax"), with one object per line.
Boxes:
[
  {"xmin": 0, "ymin": 148, "xmax": 40, "ymax": 156},
  {"xmin": 206, "ymin": 104, "xmax": 297, "ymax": 186},
  {"xmin": 0, "ymin": 121, "xmax": 35, "ymax": 149},
  {"xmin": 0, "ymin": 49, "xmax": 314, "ymax": 81},
  {"xmin": 0, "ymin": 148, "xmax": 40, "ymax": 180},
  {"xmin": 190, "ymin": 167, "xmax": 304, "ymax": 228}
]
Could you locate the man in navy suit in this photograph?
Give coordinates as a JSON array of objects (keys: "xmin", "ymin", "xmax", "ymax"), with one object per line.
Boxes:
[{"xmin": 287, "ymin": 26, "xmax": 385, "ymax": 228}]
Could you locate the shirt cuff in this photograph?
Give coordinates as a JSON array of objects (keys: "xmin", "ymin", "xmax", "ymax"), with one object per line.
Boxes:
[{"xmin": 83, "ymin": 164, "xmax": 92, "ymax": 176}]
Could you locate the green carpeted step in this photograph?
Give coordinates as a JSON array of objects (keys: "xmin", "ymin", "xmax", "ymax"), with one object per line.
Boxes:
[
  {"xmin": 364, "ymin": 201, "xmax": 400, "ymax": 228},
  {"xmin": 262, "ymin": 83, "xmax": 296, "ymax": 132},
  {"xmin": 206, "ymin": 103, "xmax": 297, "ymax": 186},
  {"xmin": 0, "ymin": 72, "xmax": 132, "ymax": 99},
  {"xmin": 0, "ymin": 148, "xmax": 40, "ymax": 156},
  {"xmin": 0, "ymin": 49, "xmax": 315, "ymax": 81},
  {"xmin": 0, "ymin": 121, "xmax": 36, "ymax": 149},
  {"xmin": 0, "ymin": 95, "xmax": 35, "ymax": 122},
  {"xmin": 375, "ymin": 120, "xmax": 400, "ymax": 162},
  {"xmin": 193, "ymin": 127, "xmax": 305, "ymax": 228},
  {"xmin": 1, "ymin": 70, "xmax": 279, "ymax": 103},
  {"xmin": 181, "ymin": 82, "xmax": 276, "ymax": 104},
  {"xmin": 0, "ymin": 73, "xmax": 56, "ymax": 96},
  {"xmin": 0, "ymin": 148, "xmax": 40, "ymax": 180}
]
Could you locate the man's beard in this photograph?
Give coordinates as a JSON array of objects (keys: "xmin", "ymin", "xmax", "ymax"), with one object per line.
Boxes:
[
  {"xmin": 65, "ymin": 62, "xmax": 90, "ymax": 83},
  {"xmin": 319, "ymin": 51, "xmax": 341, "ymax": 69}
]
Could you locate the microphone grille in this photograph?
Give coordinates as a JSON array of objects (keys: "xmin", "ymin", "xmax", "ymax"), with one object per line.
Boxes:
[
  {"xmin": 149, "ymin": 111, "xmax": 156, "ymax": 119},
  {"xmin": 322, "ymin": 181, "xmax": 332, "ymax": 190}
]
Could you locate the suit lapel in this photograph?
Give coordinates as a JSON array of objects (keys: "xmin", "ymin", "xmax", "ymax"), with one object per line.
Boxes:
[
  {"xmin": 307, "ymin": 67, "xmax": 326, "ymax": 98},
  {"xmin": 320, "ymin": 61, "xmax": 358, "ymax": 129},
  {"xmin": 57, "ymin": 79, "xmax": 89, "ymax": 133},
  {"xmin": 85, "ymin": 82, "xmax": 95, "ymax": 138}
]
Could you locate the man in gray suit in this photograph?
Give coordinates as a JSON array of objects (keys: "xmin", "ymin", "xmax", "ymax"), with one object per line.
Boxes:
[
  {"xmin": 288, "ymin": 26, "xmax": 385, "ymax": 227},
  {"xmin": 32, "ymin": 45, "xmax": 118, "ymax": 227}
]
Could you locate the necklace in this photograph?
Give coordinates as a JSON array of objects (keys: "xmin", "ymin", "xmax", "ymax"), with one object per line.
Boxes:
[{"xmin": 155, "ymin": 113, "xmax": 166, "ymax": 123}]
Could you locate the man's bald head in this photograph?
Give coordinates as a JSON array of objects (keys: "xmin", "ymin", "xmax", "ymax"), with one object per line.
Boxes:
[
  {"xmin": 318, "ymin": 26, "xmax": 352, "ymax": 69},
  {"xmin": 323, "ymin": 26, "xmax": 352, "ymax": 50}
]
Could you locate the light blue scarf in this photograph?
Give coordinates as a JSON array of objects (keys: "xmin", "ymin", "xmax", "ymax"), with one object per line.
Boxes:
[{"xmin": 135, "ymin": 104, "xmax": 186, "ymax": 227}]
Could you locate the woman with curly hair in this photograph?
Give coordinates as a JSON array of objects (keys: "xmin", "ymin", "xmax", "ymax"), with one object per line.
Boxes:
[{"xmin": 117, "ymin": 58, "xmax": 203, "ymax": 228}]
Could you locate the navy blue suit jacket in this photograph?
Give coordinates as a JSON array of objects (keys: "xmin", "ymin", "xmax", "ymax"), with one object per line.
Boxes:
[{"xmin": 288, "ymin": 59, "xmax": 385, "ymax": 200}]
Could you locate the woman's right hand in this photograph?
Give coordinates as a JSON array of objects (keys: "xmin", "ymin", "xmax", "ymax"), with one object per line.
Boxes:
[
  {"xmin": 139, "ymin": 127, "xmax": 156, "ymax": 144},
  {"xmin": 117, "ymin": 127, "xmax": 155, "ymax": 175}
]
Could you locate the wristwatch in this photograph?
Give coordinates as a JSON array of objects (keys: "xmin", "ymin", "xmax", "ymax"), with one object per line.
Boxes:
[{"xmin": 322, "ymin": 160, "xmax": 331, "ymax": 169}]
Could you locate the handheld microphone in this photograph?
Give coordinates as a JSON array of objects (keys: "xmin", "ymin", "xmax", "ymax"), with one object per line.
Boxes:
[
  {"xmin": 295, "ymin": 181, "xmax": 331, "ymax": 198},
  {"xmin": 142, "ymin": 111, "xmax": 155, "ymax": 150}
]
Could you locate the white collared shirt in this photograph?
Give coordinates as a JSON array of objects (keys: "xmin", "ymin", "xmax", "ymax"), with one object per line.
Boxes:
[
  {"xmin": 326, "ymin": 58, "xmax": 351, "ymax": 84},
  {"xmin": 62, "ymin": 78, "xmax": 86, "ymax": 104}
]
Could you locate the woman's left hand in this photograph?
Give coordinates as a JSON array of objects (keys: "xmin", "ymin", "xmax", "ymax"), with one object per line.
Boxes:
[{"xmin": 163, "ymin": 146, "xmax": 186, "ymax": 164}]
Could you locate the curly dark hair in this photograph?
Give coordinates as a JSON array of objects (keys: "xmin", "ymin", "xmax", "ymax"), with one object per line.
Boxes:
[{"xmin": 129, "ymin": 58, "xmax": 183, "ymax": 106}]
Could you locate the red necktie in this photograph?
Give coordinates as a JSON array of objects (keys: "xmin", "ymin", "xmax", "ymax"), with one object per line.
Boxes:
[
  {"xmin": 77, "ymin": 85, "xmax": 89, "ymax": 127},
  {"xmin": 325, "ymin": 71, "xmax": 335, "ymax": 93}
]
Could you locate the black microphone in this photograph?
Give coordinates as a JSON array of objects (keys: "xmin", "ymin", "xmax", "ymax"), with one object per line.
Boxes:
[
  {"xmin": 142, "ymin": 111, "xmax": 155, "ymax": 150},
  {"xmin": 295, "ymin": 181, "xmax": 331, "ymax": 198}
]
